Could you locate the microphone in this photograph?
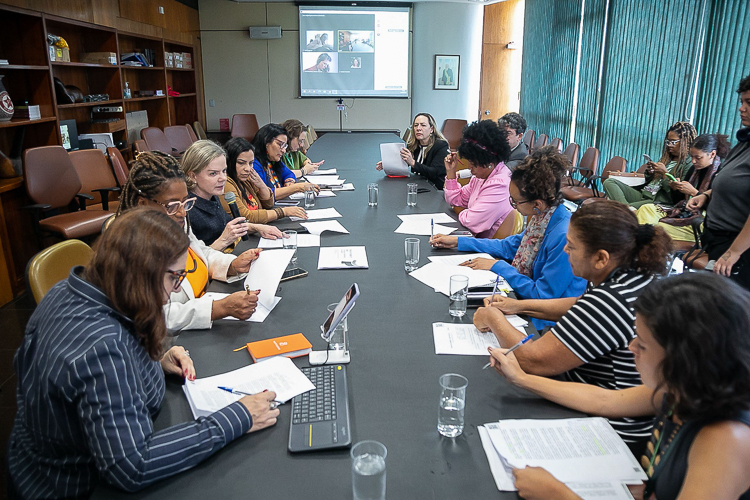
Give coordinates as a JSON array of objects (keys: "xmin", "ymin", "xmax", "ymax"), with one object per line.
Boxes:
[{"xmin": 223, "ymin": 192, "xmax": 249, "ymax": 241}]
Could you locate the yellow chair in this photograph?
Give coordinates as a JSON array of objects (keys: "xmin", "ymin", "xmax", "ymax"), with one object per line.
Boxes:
[
  {"xmin": 26, "ymin": 239, "xmax": 93, "ymax": 304},
  {"xmin": 493, "ymin": 209, "xmax": 525, "ymax": 239}
]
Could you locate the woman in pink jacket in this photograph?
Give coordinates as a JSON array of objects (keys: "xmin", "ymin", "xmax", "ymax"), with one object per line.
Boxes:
[{"xmin": 443, "ymin": 120, "xmax": 513, "ymax": 237}]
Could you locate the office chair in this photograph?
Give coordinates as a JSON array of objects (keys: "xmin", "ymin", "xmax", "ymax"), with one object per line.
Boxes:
[
  {"xmin": 69, "ymin": 149, "xmax": 120, "ymax": 212},
  {"xmin": 493, "ymin": 209, "xmax": 525, "ymax": 239},
  {"xmin": 193, "ymin": 121, "xmax": 208, "ymax": 140},
  {"xmin": 26, "ymin": 239, "xmax": 94, "ymax": 304},
  {"xmin": 164, "ymin": 125, "xmax": 196, "ymax": 154},
  {"xmin": 441, "ymin": 119, "xmax": 467, "ymax": 150},
  {"xmin": 141, "ymin": 127, "xmax": 181, "ymax": 156},
  {"xmin": 231, "ymin": 114, "xmax": 260, "ymax": 142},
  {"xmin": 107, "ymin": 147, "xmax": 129, "ymax": 186}
]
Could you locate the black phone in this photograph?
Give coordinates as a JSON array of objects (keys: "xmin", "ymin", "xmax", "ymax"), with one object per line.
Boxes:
[{"xmin": 280, "ymin": 268, "xmax": 308, "ymax": 282}]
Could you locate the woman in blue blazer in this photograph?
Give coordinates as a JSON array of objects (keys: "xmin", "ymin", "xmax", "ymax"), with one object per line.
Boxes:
[{"xmin": 431, "ymin": 146, "xmax": 587, "ymax": 329}]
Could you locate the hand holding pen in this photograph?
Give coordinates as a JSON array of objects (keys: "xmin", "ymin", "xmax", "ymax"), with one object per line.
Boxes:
[
  {"xmin": 231, "ymin": 389, "xmax": 281, "ymax": 433},
  {"xmin": 482, "ymin": 334, "xmax": 533, "ymax": 370},
  {"xmin": 218, "ymin": 386, "xmax": 282, "ymax": 409}
]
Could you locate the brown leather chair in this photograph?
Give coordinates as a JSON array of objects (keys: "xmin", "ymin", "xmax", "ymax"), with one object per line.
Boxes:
[
  {"xmin": 133, "ymin": 139, "xmax": 149, "ymax": 155},
  {"xmin": 141, "ymin": 127, "xmax": 180, "ymax": 156},
  {"xmin": 565, "ymin": 147, "xmax": 600, "ymax": 188},
  {"xmin": 164, "ymin": 125, "xmax": 195, "ymax": 154},
  {"xmin": 441, "ymin": 119, "xmax": 468, "ymax": 150},
  {"xmin": 193, "ymin": 121, "xmax": 208, "ymax": 140},
  {"xmin": 550, "ymin": 138, "xmax": 563, "ymax": 153},
  {"xmin": 532, "ymin": 134, "xmax": 549, "ymax": 153},
  {"xmin": 107, "ymin": 147, "xmax": 129, "ymax": 186},
  {"xmin": 186, "ymin": 123, "xmax": 198, "ymax": 142},
  {"xmin": 523, "ymin": 130, "xmax": 535, "ymax": 152},
  {"xmin": 231, "ymin": 114, "xmax": 260, "ymax": 142},
  {"xmin": 563, "ymin": 142, "xmax": 580, "ymax": 168},
  {"xmin": 493, "ymin": 209, "xmax": 525, "ymax": 239},
  {"xmin": 561, "ymin": 155, "xmax": 624, "ymax": 202},
  {"xmin": 25, "ymin": 239, "xmax": 93, "ymax": 304},
  {"xmin": 69, "ymin": 149, "xmax": 120, "ymax": 212},
  {"xmin": 23, "ymin": 146, "xmax": 112, "ymax": 240}
]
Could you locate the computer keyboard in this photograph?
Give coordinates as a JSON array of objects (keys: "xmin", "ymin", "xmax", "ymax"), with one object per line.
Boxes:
[{"xmin": 292, "ymin": 366, "xmax": 337, "ymax": 424}]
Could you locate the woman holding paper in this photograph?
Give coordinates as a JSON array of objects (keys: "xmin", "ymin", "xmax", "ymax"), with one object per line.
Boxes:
[
  {"xmin": 430, "ymin": 146, "xmax": 587, "ymax": 330},
  {"xmin": 117, "ymin": 151, "xmax": 261, "ymax": 330},
  {"xmin": 473, "ymin": 201, "xmax": 672, "ymax": 447},
  {"xmin": 442, "ymin": 119, "xmax": 513, "ymax": 237},
  {"xmin": 488, "ymin": 273, "xmax": 750, "ymax": 500},
  {"xmin": 375, "ymin": 113, "xmax": 450, "ymax": 189},
  {"xmin": 7, "ymin": 209, "xmax": 280, "ymax": 499}
]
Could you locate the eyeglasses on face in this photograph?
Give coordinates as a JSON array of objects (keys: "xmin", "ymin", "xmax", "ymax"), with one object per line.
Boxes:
[
  {"xmin": 166, "ymin": 257, "xmax": 197, "ymax": 290},
  {"xmin": 664, "ymin": 139, "xmax": 680, "ymax": 147},
  {"xmin": 153, "ymin": 197, "xmax": 196, "ymax": 215},
  {"xmin": 273, "ymin": 139, "xmax": 288, "ymax": 150},
  {"xmin": 509, "ymin": 196, "xmax": 533, "ymax": 209}
]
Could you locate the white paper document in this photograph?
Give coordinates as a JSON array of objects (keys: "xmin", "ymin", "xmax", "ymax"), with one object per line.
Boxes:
[
  {"xmin": 332, "ymin": 183, "xmax": 355, "ymax": 191},
  {"xmin": 409, "ymin": 261, "xmax": 498, "ymax": 295},
  {"xmin": 307, "ymin": 168, "xmax": 337, "ymax": 175},
  {"xmin": 394, "ymin": 220, "xmax": 457, "ymax": 236},
  {"xmin": 318, "ymin": 246, "xmax": 369, "ymax": 269},
  {"xmin": 258, "ymin": 234, "xmax": 321, "ymax": 248},
  {"xmin": 182, "ymin": 357, "xmax": 315, "ymax": 418},
  {"xmin": 428, "ymin": 253, "xmax": 494, "ymax": 266},
  {"xmin": 484, "ymin": 418, "xmax": 648, "ymax": 484},
  {"xmin": 301, "ymin": 220, "xmax": 350, "ymax": 235},
  {"xmin": 479, "ymin": 425, "xmax": 634, "ymax": 498},
  {"xmin": 380, "ymin": 142, "xmax": 409, "ymax": 176},
  {"xmin": 288, "ymin": 190, "xmax": 336, "ymax": 200},
  {"xmin": 243, "ymin": 249, "xmax": 294, "ymax": 310},
  {"xmin": 203, "ymin": 292, "xmax": 281, "ymax": 323},
  {"xmin": 432, "ymin": 323, "xmax": 501, "ymax": 355},
  {"xmin": 307, "ymin": 175, "xmax": 345, "ymax": 186},
  {"xmin": 397, "ymin": 213, "xmax": 457, "ymax": 224},
  {"xmin": 290, "ymin": 207, "xmax": 342, "ymax": 221}
]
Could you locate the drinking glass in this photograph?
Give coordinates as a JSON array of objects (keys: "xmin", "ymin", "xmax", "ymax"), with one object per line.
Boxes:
[
  {"xmin": 449, "ymin": 275, "xmax": 468, "ymax": 317},
  {"xmin": 304, "ymin": 185, "xmax": 315, "ymax": 208},
  {"xmin": 283, "ymin": 230, "xmax": 298, "ymax": 268},
  {"xmin": 404, "ymin": 237, "xmax": 419, "ymax": 272},
  {"xmin": 438, "ymin": 373, "xmax": 468, "ymax": 438},
  {"xmin": 368, "ymin": 183, "xmax": 378, "ymax": 207},
  {"xmin": 351, "ymin": 440, "xmax": 387, "ymax": 500},
  {"xmin": 406, "ymin": 183, "xmax": 418, "ymax": 206}
]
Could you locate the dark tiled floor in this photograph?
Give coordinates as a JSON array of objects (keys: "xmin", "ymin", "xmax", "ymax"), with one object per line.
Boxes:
[{"xmin": 0, "ymin": 293, "xmax": 35, "ymax": 500}]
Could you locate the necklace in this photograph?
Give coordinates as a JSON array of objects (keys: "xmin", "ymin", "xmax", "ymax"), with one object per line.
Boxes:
[{"xmin": 643, "ymin": 406, "xmax": 682, "ymax": 477}]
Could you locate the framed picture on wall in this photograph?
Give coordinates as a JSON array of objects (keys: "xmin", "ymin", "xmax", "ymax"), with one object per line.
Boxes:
[{"xmin": 434, "ymin": 55, "xmax": 460, "ymax": 90}]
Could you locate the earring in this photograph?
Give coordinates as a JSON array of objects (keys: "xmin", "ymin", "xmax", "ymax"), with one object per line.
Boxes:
[{"xmin": 534, "ymin": 207, "xmax": 541, "ymax": 214}]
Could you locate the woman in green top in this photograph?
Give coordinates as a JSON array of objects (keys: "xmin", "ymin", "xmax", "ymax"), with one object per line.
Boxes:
[
  {"xmin": 281, "ymin": 119, "xmax": 324, "ymax": 178},
  {"xmin": 603, "ymin": 121, "xmax": 696, "ymax": 208}
]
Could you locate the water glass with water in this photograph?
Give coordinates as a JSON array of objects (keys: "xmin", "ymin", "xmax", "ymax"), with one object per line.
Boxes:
[
  {"xmin": 438, "ymin": 373, "xmax": 468, "ymax": 438},
  {"xmin": 368, "ymin": 183, "xmax": 378, "ymax": 207},
  {"xmin": 407, "ymin": 183, "xmax": 418, "ymax": 206},
  {"xmin": 326, "ymin": 302, "xmax": 347, "ymax": 350},
  {"xmin": 283, "ymin": 230, "xmax": 298, "ymax": 268},
  {"xmin": 304, "ymin": 185, "xmax": 316, "ymax": 208},
  {"xmin": 404, "ymin": 237, "xmax": 419, "ymax": 272},
  {"xmin": 351, "ymin": 440, "xmax": 387, "ymax": 500},
  {"xmin": 449, "ymin": 275, "xmax": 468, "ymax": 317}
]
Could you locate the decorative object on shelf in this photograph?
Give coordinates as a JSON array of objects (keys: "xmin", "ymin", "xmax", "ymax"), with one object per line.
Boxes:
[
  {"xmin": 47, "ymin": 34, "xmax": 71, "ymax": 62},
  {"xmin": 433, "ymin": 54, "xmax": 460, "ymax": 90},
  {"xmin": 0, "ymin": 128, "xmax": 26, "ymax": 178},
  {"xmin": 123, "ymin": 82, "xmax": 132, "ymax": 99},
  {"xmin": 0, "ymin": 75, "xmax": 14, "ymax": 122},
  {"xmin": 167, "ymin": 86, "xmax": 180, "ymax": 97},
  {"xmin": 84, "ymin": 94, "xmax": 109, "ymax": 102},
  {"xmin": 53, "ymin": 77, "xmax": 84, "ymax": 104}
]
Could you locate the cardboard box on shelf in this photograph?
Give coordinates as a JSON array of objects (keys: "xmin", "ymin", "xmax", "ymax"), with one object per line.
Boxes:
[
  {"xmin": 82, "ymin": 52, "xmax": 117, "ymax": 65},
  {"xmin": 183, "ymin": 53, "xmax": 192, "ymax": 69},
  {"xmin": 165, "ymin": 52, "xmax": 174, "ymax": 68}
]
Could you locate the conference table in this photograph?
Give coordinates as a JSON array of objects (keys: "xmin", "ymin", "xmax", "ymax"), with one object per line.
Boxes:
[{"xmin": 95, "ymin": 132, "xmax": 582, "ymax": 499}]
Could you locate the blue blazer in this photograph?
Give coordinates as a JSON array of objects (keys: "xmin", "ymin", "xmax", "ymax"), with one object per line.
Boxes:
[
  {"xmin": 253, "ymin": 158, "xmax": 296, "ymax": 194},
  {"xmin": 457, "ymin": 205, "xmax": 587, "ymax": 330}
]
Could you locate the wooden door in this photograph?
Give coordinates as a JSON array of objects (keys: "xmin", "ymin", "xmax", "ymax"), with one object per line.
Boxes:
[{"xmin": 479, "ymin": 0, "xmax": 525, "ymax": 121}]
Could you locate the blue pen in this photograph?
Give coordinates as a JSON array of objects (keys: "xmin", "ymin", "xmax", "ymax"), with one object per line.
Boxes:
[
  {"xmin": 218, "ymin": 386, "xmax": 281, "ymax": 408},
  {"xmin": 490, "ymin": 276, "xmax": 500, "ymax": 303},
  {"xmin": 482, "ymin": 333, "xmax": 534, "ymax": 369},
  {"xmin": 431, "ymin": 218, "xmax": 434, "ymax": 237}
]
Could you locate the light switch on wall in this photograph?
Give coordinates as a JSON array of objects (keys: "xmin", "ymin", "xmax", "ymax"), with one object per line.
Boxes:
[
  {"xmin": 158, "ymin": 6, "xmax": 164, "ymax": 14},
  {"xmin": 209, "ymin": 100, "xmax": 215, "ymax": 107}
]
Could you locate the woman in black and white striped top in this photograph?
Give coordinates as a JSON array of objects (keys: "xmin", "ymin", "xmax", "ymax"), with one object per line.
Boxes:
[{"xmin": 474, "ymin": 200, "xmax": 672, "ymax": 448}]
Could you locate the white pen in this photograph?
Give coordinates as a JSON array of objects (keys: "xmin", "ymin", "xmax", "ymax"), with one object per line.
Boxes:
[{"xmin": 482, "ymin": 333, "xmax": 534, "ymax": 369}]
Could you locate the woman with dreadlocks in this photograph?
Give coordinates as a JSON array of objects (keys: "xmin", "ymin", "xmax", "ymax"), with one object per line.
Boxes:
[
  {"xmin": 603, "ymin": 121, "xmax": 697, "ymax": 208},
  {"xmin": 117, "ymin": 151, "xmax": 262, "ymax": 331}
]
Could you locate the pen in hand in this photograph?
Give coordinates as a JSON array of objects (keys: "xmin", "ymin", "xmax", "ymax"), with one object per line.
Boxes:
[
  {"xmin": 217, "ymin": 386, "xmax": 281, "ymax": 409},
  {"xmin": 490, "ymin": 276, "xmax": 500, "ymax": 303},
  {"xmin": 482, "ymin": 333, "xmax": 534, "ymax": 369}
]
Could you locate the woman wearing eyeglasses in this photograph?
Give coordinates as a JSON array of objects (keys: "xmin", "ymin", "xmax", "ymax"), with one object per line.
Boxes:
[
  {"xmin": 7, "ymin": 209, "xmax": 279, "ymax": 499},
  {"xmin": 603, "ymin": 122, "xmax": 697, "ymax": 208},
  {"xmin": 117, "ymin": 151, "xmax": 262, "ymax": 331},
  {"xmin": 251, "ymin": 123, "xmax": 319, "ymax": 201},
  {"xmin": 430, "ymin": 147, "xmax": 587, "ymax": 330}
]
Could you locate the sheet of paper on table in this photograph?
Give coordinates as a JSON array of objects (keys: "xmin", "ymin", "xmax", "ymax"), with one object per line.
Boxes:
[
  {"xmin": 301, "ymin": 220, "xmax": 350, "ymax": 235},
  {"xmin": 290, "ymin": 207, "xmax": 342, "ymax": 221},
  {"xmin": 331, "ymin": 182, "xmax": 355, "ymax": 191},
  {"xmin": 428, "ymin": 253, "xmax": 493, "ymax": 266},
  {"xmin": 243, "ymin": 249, "xmax": 293, "ymax": 309},
  {"xmin": 289, "ymin": 190, "xmax": 336, "ymax": 199},
  {"xmin": 203, "ymin": 292, "xmax": 281, "ymax": 323},
  {"xmin": 318, "ymin": 246, "xmax": 369, "ymax": 269},
  {"xmin": 397, "ymin": 213, "xmax": 457, "ymax": 224},
  {"xmin": 380, "ymin": 142, "xmax": 409, "ymax": 176},
  {"xmin": 258, "ymin": 234, "xmax": 321, "ymax": 248},
  {"xmin": 409, "ymin": 261, "xmax": 498, "ymax": 295},
  {"xmin": 307, "ymin": 168, "xmax": 337, "ymax": 175},
  {"xmin": 183, "ymin": 357, "xmax": 315, "ymax": 418},
  {"xmin": 307, "ymin": 175, "xmax": 345, "ymax": 186},
  {"xmin": 432, "ymin": 323, "xmax": 501, "ymax": 355},
  {"xmin": 394, "ymin": 220, "xmax": 457, "ymax": 236}
]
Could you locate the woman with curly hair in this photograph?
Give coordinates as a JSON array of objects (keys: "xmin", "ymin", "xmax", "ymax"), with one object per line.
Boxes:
[
  {"xmin": 430, "ymin": 146, "xmax": 587, "ymax": 330},
  {"xmin": 474, "ymin": 200, "xmax": 672, "ymax": 447},
  {"xmin": 443, "ymin": 119, "xmax": 512, "ymax": 237},
  {"xmin": 488, "ymin": 272, "xmax": 750, "ymax": 500},
  {"xmin": 603, "ymin": 121, "xmax": 697, "ymax": 208}
]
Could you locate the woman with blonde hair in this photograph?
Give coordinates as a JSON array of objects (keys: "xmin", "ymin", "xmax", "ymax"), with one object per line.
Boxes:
[{"xmin": 376, "ymin": 112, "xmax": 450, "ymax": 188}]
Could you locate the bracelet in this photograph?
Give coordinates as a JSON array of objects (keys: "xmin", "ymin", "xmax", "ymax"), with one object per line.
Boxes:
[
  {"xmin": 275, "ymin": 207, "xmax": 285, "ymax": 219},
  {"xmin": 699, "ymin": 191, "xmax": 711, "ymax": 199}
]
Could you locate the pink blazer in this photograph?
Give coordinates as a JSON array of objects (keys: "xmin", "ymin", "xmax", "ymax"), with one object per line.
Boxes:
[{"xmin": 443, "ymin": 164, "xmax": 512, "ymax": 238}]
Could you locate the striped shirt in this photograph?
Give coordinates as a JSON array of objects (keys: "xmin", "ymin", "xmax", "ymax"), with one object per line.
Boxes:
[
  {"xmin": 552, "ymin": 269, "xmax": 655, "ymax": 442},
  {"xmin": 8, "ymin": 268, "xmax": 253, "ymax": 498}
]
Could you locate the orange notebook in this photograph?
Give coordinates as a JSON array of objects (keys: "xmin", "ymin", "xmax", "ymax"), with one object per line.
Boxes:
[{"xmin": 246, "ymin": 333, "xmax": 312, "ymax": 363}]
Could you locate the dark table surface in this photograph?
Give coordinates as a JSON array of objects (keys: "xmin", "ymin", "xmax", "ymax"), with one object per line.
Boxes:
[{"xmin": 94, "ymin": 132, "xmax": 582, "ymax": 499}]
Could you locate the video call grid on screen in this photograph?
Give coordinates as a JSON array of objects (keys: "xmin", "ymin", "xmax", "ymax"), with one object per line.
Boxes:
[{"xmin": 299, "ymin": 5, "xmax": 410, "ymax": 98}]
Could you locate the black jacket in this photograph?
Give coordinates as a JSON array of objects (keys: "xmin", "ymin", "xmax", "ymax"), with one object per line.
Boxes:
[{"xmin": 410, "ymin": 139, "xmax": 450, "ymax": 189}]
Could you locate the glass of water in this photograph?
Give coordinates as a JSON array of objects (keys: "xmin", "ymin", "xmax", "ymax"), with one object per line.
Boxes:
[
  {"xmin": 304, "ymin": 185, "xmax": 315, "ymax": 208},
  {"xmin": 326, "ymin": 302, "xmax": 347, "ymax": 350},
  {"xmin": 449, "ymin": 275, "xmax": 468, "ymax": 317},
  {"xmin": 406, "ymin": 183, "xmax": 418, "ymax": 206},
  {"xmin": 368, "ymin": 183, "xmax": 378, "ymax": 207},
  {"xmin": 283, "ymin": 230, "xmax": 298, "ymax": 269},
  {"xmin": 351, "ymin": 440, "xmax": 387, "ymax": 500},
  {"xmin": 438, "ymin": 373, "xmax": 468, "ymax": 438},
  {"xmin": 404, "ymin": 237, "xmax": 419, "ymax": 272}
]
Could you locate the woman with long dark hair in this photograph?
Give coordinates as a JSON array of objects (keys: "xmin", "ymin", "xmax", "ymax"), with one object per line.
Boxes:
[{"xmin": 251, "ymin": 123, "xmax": 318, "ymax": 200}]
